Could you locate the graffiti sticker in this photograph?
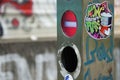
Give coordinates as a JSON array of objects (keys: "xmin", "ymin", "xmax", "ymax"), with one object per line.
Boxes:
[
  {"xmin": 85, "ymin": 2, "xmax": 113, "ymax": 40},
  {"xmin": 64, "ymin": 74, "xmax": 73, "ymax": 80}
]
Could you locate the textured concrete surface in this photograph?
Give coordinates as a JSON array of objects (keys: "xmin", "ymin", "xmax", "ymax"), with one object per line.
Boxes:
[{"xmin": 0, "ymin": 41, "xmax": 57, "ymax": 80}]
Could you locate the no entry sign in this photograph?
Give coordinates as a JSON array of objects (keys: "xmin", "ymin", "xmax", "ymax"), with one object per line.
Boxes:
[{"xmin": 61, "ymin": 10, "xmax": 77, "ymax": 37}]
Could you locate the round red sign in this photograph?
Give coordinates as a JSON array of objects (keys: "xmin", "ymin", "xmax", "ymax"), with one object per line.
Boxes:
[{"xmin": 61, "ymin": 10, "xmax": 77, "ymax": 38}]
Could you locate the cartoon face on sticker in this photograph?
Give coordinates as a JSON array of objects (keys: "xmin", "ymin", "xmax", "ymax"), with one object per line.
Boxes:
[{"xmin": 84, "ymin": 1, "xmax": 113, "ymax": 40}]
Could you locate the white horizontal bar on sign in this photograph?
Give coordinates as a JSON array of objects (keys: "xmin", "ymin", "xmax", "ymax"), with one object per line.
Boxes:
[{"xmin": 64, "ymin": 21, "xmax": 77, "ymax": 27}]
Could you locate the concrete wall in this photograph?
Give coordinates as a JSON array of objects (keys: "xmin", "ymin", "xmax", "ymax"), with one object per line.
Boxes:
[
  {"xmin": 0, "ymin": 41, "xmax": 119, "ymax": 80},
  {"xmin": 0, "ymin": 41, "xmax": 57, "ymax": 80},
  {"xmin": 114, "ymin": 39, "xmax": 120, "ymax": 80}
]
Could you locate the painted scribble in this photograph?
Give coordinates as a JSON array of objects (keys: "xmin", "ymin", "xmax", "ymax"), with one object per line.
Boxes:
[
  {"xmin": 84, "ymin": 34, "xmax": 114, "ymax": 80},
  {"xmin": 84, "ymin": 68, "xmax": 92, "ymax": 80},
  {"xmin": 84, "ymin": 36, "xmax": 113, "ymax": 66},
  {"xmin": 84, "ymin": 68, "xmax": 113, "ymax": 80}
]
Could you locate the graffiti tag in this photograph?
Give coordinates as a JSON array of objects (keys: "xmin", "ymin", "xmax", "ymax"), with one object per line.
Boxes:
[{"xmin": 84, "ymin": 36, "xmax": 113, "ymax": 66}]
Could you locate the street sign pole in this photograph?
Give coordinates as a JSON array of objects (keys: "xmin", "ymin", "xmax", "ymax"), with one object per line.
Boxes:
[{"xmin": 57, "ymin": 0, "xmax": 115, "ymax": 80}]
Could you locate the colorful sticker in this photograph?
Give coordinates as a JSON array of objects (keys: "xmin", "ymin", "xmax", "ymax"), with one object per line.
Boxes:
[
  {"xmin": 85, "ymin": 1, "xmax": 113, "ymax": 40},
  {"xmin": 64, "ymin": 74, "xmax": 73, "ymax": 80}
]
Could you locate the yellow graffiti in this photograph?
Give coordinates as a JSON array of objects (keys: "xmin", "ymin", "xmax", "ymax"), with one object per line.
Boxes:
[
  {"xmin": 87, "ymin": 5, "xmax": 104, "ymax": 17},
  {"xmin": 94, "ymin": 7, "xmax": 104, "ymax": 17}
]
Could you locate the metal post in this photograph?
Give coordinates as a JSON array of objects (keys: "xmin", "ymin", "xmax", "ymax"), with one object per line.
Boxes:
[{"xmin": 57, "ymin": 0, "xmax": 114, "ymax": 80}]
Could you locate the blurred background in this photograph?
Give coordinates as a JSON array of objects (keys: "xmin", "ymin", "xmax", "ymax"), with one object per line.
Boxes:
[{"xmin": 0, "ymin": 0, "xmax": 119, "ymax": 80}]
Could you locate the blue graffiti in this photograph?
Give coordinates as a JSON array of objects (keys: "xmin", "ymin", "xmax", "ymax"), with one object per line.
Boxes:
[
  {"xmin": 97, "ymin": 73, "xmax": 113, "ymax": 80},
  {"xmin": 84, "ymin": 68, "xmax": 113, "ymax": 80},
  {"xmin": 64, "ymin": 74, "xmax": 73, "ymax": 80},
  {"xmin": 84, "ymin": 68, "xmax": 92, "ymax": 80},
  {"xmin": 65, "ymin": 75, "xmax": 69, "ymax": 80},
  {"xmin": 84, "ymin": 36, "xmax": 97, "ymax": 66},
  {"xmin": 84, "ymin": 36, "xmax": 114, "ymax": 66}
]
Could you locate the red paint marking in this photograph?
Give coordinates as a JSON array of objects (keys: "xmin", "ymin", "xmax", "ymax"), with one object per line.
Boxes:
[
  {"xmin": 12, "ymin": 18, "xmax": 19, "ymax": 27},
  {"xmin": 0, "ymin": 0, "xmax": 33, "ymax": 16}
]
